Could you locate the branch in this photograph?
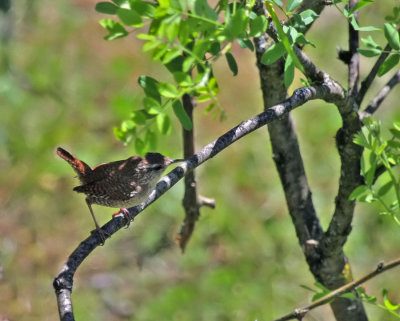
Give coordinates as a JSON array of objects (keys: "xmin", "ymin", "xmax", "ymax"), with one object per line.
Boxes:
[
  {"xmin": 253, "ymin": 28, "xmax": 324, "ymax": 260},
  {"xmin": 177, "ymin": 93, "xmax": 215, "ymax": 252},
  {"xmin": 361, "ymin": 69, "xmax": 400, "ymax": 119},
  {"xmin": 348, "ymin": 0, "xmax": 360, "ymax": 97},
  {"xmin": 54, "ymin": 82, "xmax": 345, "ymax": 321},
  {"xmin": 356, "ymin": 44, "xmax": 391, "ymax": 106},
  {"xmin": 273, "ymin": 258, "xmax": 400, "ymax": 321}
]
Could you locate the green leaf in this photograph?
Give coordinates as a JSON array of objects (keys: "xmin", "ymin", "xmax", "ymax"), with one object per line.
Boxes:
[
  {"xmin": 393, "ymin": 121, "xmax": 400, "ymax": 131},
  {"xmin": 131, "ymin": 110, "xmax": 148, "ymax": 125},
  {"xmin": 138, "ymin": 75, "xmax": 161, "ymax": 102},
  {"xmin": 162, "ymin": 48, "xmax": 182, "ymax": 64},
  {"xmin": 287, "ymin": 0, "xmax": 303, "ymax": 13},
  {"xmin": 156, "ymin": 113, "xmax": 171, "ymax": 134},
  {"xmin": 350, "ymin": 17, "xmax": 380, "ymax": 32},
  {"xmin": 145, "ymin": 130, "xmax": 157, "ymax": 150},
  {"xmin": 384, "ymin": 23, "xmax": 400, "ymax": 50},
  {"xmin": 361, "ymin": 35, "xmax": 381, "ymax": 49},
  {"xmin": 349, "ymin": 0, "xmax": 374, "ymax": 15},
  {"xmin": 237, "ymin": 38, "xmax": 254, "ymax": 51},
  {"xmin": 299, "ymin": 9, "xmax": 319, "ymax": 25},
  {"xmin": 182, "ymin": 56, "xmax": 195, "ymax": 72},
  {"xmin": 135, "ymin": 137, "xmax": 146, "ymax": 155},
  {"xmin": 172, "ymin": 72, "xmax": 193, "ymax": 86},
  {"xmin": 99, "ymin": 19, "xmax": 129, "ymax": 40},
  {"xmin": 261, "ymin": 42, "xmax": 286, "ymax": 65},
  {"xmin": 249, "ymin": 15, "xmax": 267, "ymax": 37},
  {"xmin": 121, "ymin": 119, "xmax": 135, "ymax": 131},
  {"xmin": 383, "ymin": 289, "xmax": 400, "ymax": 311},
  {"xmin": 114, "ymin": 126, "xmax": 127, "ymax": 142},
  {"xmin": 131, "ymin": 0, "xmax": 155, "ymax": 18},
  {"xmin": 111, "ymin": 0, "xmax": 129, "ymax": 6},
  {"xmin": 353, "ymin": 132, "xmax": 370, "ymax": 148},
  {"xmin": 376, "ymin": 141, "xmax": 387, "ymax": 155},
  {"xmin": 157, "ymin": 82, "xmax": 180, "ymax": 98},
  {"xmin": 378, "ymin": 54, "xmax": 400, "ymax": 77},
  {"xmin": 349, "ymin": 185, "xmax": 368, "ymax": 200},
  {"xmin": 365, "ymin": 158, "xmax": 376, "ymax": 186},
  {"xmin": 284, "ymin": 54, "xmax": 295, "ymax": 87},
  {"xmin": 378, "ymin": 181, "xmax": 393, "ymax": 197},
  {"xmin": 357, "ymin": 48, "xmax": 381, "ymax": 57},
  {"xmin": 172, "ymin": 100, "xmax": 193, "ymax": 130},
  {"xmin": 193, "ymin": 39, "xmax": 210, "ymax": 59},
  {"xmin": 96, "ymin": 2, "xmax": 119, "ymax": 14},
  {"xmin": 228, "ymin": 8, "xmax": 249, "ymax": 38},
  {"xmin": 117, "ymin": 8, "xmax": 142, "ymax": 26},
  {"xmin": 390, "ymin": 128, "xmax": 400, "ymax": 139},
  {"xmin": 143, "ymin": 96, "xmax": 162, "ymax": 115},
  {"xmin": 225, "ymin": 52, "xmax": 238, "ymax": 76}
]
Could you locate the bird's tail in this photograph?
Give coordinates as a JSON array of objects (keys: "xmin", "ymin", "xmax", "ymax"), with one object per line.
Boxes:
[{"xmin": 56, "ymin": 147, "xmax": 92, "ymax": 181}]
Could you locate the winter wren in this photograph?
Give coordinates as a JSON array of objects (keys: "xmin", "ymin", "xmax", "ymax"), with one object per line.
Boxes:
[{"xmin": 57, "ymin": 147, "xmax": 183, "ymax": 242}]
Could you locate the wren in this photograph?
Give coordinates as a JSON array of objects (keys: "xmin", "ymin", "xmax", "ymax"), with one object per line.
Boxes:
[{"xmin": 56, "ymin": 147, "xmax": 183, "ymax": 242}]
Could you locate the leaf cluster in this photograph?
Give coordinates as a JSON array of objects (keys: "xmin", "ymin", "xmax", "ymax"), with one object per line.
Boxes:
[{"xmin": 351, "ymin": 119, "xmax": 400, "ymax": 226}]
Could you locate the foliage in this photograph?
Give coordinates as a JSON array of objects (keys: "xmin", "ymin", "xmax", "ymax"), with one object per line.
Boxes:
[
  {"xmin": 95, "ymin": 0, "xmax": 321, "ymax": 153},
  {"xmin": 351, "ymin": 119, "xmax": 400, "ymax": 226}
]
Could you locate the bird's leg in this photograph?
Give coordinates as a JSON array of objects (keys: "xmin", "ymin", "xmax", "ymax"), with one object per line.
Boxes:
[
  {"xmin": 86, "ymin": 198, "xmax": 108, "ymax": 245},
  {"xmin": 112, "ymin": 208, "xmax": 132, "ymax": 228}
]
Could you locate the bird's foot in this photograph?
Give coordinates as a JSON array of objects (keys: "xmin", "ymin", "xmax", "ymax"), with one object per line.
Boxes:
[
  {"xmin": 90, "ymin": 227, "xmax": 110, "ymax": 245},
  {"xmin": 112, "ymin": 208, "xmax": 133, "ymax": 228}
]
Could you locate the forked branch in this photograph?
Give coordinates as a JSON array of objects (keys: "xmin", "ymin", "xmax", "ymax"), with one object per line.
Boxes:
[{"xmin": 54, "ymin": 81, "xmax": 345, "ymax": 321}]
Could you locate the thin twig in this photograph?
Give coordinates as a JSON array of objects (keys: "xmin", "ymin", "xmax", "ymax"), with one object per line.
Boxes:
[
  {"xmin": 348, "ymin": 0, "xmax": 359, "ymax": 97},
  {"xmin": 356, "ymin": 44, "xmax": 391, "ymax": 106},
  {"xmin": 273, "ymin": 258, "xmax": 400, "ymax": 321},
  {"xmin": 361, "ymin": 69, "xmax": 400, "ymax": 119},
  {"xmin": 177, "ymin": 93, "xmax": 215, "ymax": 252},
  {"xmin": 54, "ymin": 82, "xmax": 345, "ymax": 321}
]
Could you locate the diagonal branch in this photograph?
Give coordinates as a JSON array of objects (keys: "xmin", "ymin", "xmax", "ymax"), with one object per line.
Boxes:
[
  {"xmin": 273, "ymin": 257, "xmax": 400, "ymax": 321},
  {"xmin": 54, "ymin": 82, "xmax": 345, "ymax": 321},
  {"xmin": 356, "ymin": 44, "xmax": 391, "ymax": 106},
  {"xmin": 361, "ymin": 69, "xmax": 400, "ymax": 119}
]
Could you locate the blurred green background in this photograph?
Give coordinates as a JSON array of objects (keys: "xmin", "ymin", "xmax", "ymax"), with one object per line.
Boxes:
[{"xmin": 1, "ymin": 1, "xmax": 399, "ymax": 320}]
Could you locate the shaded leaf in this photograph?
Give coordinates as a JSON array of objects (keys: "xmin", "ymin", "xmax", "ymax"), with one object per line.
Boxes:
[
  {"xmin": 96, "ymin": 2, "xmax": 119, "ymax": 14},
  {"xmin": 225, "ymin": 52, "xmax": 238, "ymax": 76}
]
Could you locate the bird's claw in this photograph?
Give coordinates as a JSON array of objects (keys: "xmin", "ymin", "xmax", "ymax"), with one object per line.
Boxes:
[
  {"xmin": 90, "ymin": 228, "xmax": 110, "ymax": 245},
  {"xmin": 112, "ymin": 208, "xmax": 133, "ymax": 229}
]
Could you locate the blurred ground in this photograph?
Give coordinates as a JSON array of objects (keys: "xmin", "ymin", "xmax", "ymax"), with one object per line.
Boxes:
[{"xmin": 0, "ymin": 1, "xmax": 399, "ymax": 320}]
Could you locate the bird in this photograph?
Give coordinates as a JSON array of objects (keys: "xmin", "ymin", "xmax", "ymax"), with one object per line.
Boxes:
[{"xmin": 56, "ymin": 147, "xmax": 183, "ymax": 242}]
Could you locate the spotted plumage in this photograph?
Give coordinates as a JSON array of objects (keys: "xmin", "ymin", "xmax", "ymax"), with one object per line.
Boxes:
[{"xmin": 57, "ymin": 147, "xmax": 183, "ymax": 242}]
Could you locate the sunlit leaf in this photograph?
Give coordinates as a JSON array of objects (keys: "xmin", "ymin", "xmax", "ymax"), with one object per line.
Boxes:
[
  {"xmin": 117, "ymin": 8, "xmax": 142, "ymax": 26},
  {"xmin": 378, "ymin": 54, "xmax": 400, "ymax": 77},
  {"xmin": 384, "ymin": 23, "xmax": 400, "ymax": 50},
  {"xmin": 349, "ymin": 185, "xmax": 368, "ymax": 200},
  {"xmin": 261, "ymin": 42, "xmax": 285, "ymax": 65},
  {"xmin": 172, "ymin": 100, "xmax": 193, "ymax": 130}
]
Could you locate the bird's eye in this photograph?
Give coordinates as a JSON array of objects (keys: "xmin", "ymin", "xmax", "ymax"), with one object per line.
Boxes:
[{"xmin": 152, "ymin": 164, "xmax": 163, "ymax": 171}]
